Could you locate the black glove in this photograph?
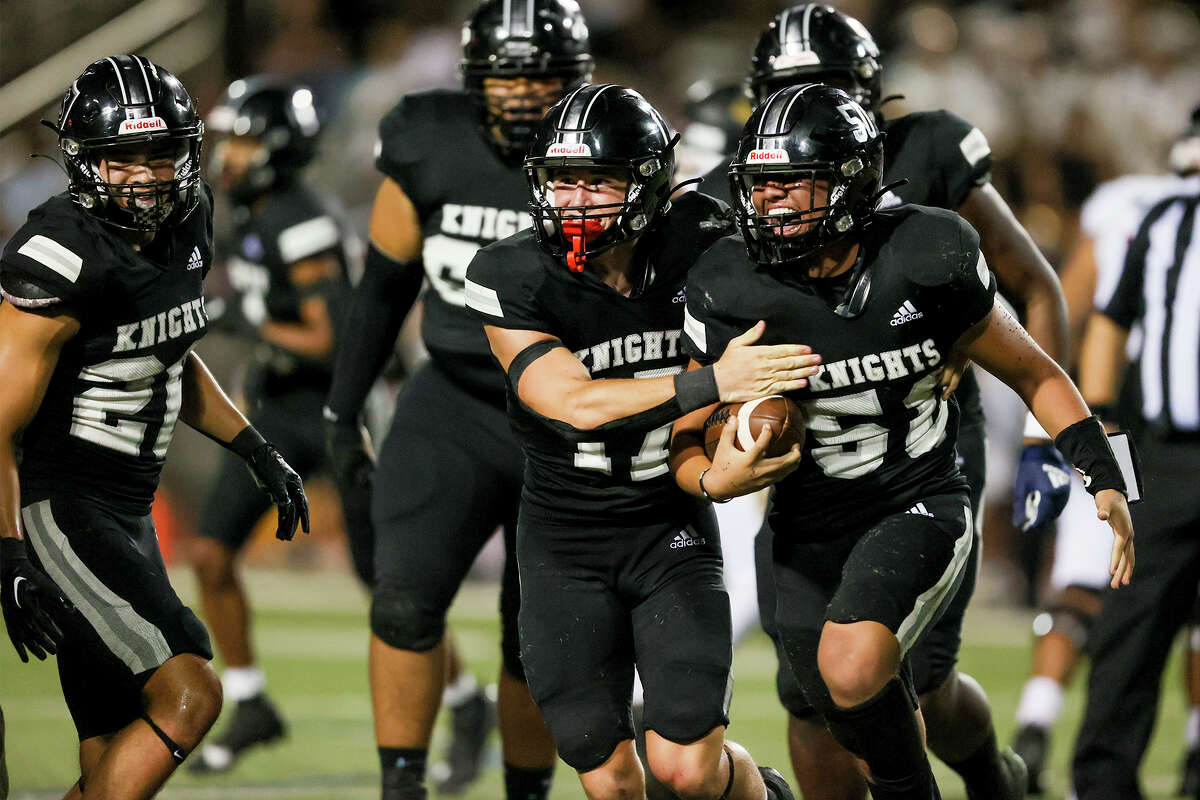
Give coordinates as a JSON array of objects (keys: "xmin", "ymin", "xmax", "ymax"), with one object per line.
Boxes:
[
  {"xmin": 232, "ymin": 428, "xmax": 311, "ymax": 541},
  {"xmin": 323, "ymin": 412, "xmax": 375, "ymax": 493},
  {"xmin": 1, "ymin": 537, "xmax": 74, "ymax": 662}
]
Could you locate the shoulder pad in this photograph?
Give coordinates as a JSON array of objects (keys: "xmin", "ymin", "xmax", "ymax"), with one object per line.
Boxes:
[
  {"xmin": 886, "ymin": 206, "xmax": 981, "ymax": 287},
  {"xmin": 377, "ymin": 90, "xmax": 473, "ymax": 171},
  {"xmin": 0, "ymin": 199, "xmax": 106, "ymax": 304},
  {"xmin": 0, "ymin": 265, "xmax": 65, "ymax": 310},
  {"xmin": 260, "ymin": 186, "xmax": 343, "ymax": 264},
  {"xmin": 464, "ymin": 230, "xmax": 547, "ymax": 328}
]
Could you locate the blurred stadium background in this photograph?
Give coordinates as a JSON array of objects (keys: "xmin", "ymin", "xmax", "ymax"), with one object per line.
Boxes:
[{"xmin": 1, "ymin": 0, "xmax": 1198, "ymax": 797}]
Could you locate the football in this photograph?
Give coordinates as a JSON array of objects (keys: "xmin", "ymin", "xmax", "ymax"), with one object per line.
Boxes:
[{"xmin": 703, "ymin": 395, "xmax": 806, "ymax": 460}]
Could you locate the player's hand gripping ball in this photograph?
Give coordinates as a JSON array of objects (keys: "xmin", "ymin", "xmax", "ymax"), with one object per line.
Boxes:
[{"xmin": 703, "ymin": 395, "xmax": 805, "ymax": 460}]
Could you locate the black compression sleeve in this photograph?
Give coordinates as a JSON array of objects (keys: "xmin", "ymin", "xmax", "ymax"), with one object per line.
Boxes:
[
  {"xmin": 324, "ymin": 245, "xmax": 424, "ymax": 422},
  {"xmin": 1054, "ymin": 415, "xmax": 1126, "ymax": 496}
]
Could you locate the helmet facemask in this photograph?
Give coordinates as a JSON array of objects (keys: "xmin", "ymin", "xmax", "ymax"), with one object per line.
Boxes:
[
  {"xmin": 731, "ymin": 166, "xmax": 862, "ymax": 266},
  {"xmin": 527, "ymin": 162, "xmax": 652, "ymax": 272},
  {"xmin": 65, "ymin": 133, "xmax": 203, "ymax": 234},
  {"xmin": 465, "ymin": 69, "xmax": 588, "ymax": 162}
]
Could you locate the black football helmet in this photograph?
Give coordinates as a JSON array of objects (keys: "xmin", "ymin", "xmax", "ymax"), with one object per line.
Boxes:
[
  {"xmin": 461, "ymin": 0, "xmax": 594, "ymax": 163},
  {"xmin": 747, "ymin": 4, "xmax": 882, "ymax": 113},
  {"xmin": 207, "ymin": 76, "xmax": 321, "ymax": 203},
  {"xmin": 525, "ymin": 84, "xmax": 677, "ymax": 272},
  {"xmin": 1169, "ymin": 103, "xmax": 1200, "ymax": 176},
  {"xmin": 48, "ymin": 55, "xmax": 203, "ymax": 233},
  {"xmin": 730, "ymin": 83, "xmax": 883, "ymax": 268}
]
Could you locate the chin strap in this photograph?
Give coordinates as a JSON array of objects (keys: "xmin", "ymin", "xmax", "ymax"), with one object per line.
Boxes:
[{"xmin": 561, "ymin": 218, "xmax": 605, "ymax": 273}]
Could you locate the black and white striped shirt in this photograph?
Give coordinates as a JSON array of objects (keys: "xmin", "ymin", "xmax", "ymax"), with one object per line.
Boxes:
[{"xmin": 1099, "ymin": 177, "xmax": 1200, "ymax": 434}]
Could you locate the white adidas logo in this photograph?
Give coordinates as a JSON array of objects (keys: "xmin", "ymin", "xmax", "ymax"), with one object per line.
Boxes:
[
  {"xmin": 670, "ymin": 529, "xmax": 707, "ymax": 549},
  {"xmin": 187, "ymin": 246, "xmax": 203, "ymax": 271},
  {"xmin": 906, "ymin": 502, "xmax": 934, "ymax": 517},
  {"xmin": 890, "ymin": 300, "xmax": 923, "ymax": 326}
]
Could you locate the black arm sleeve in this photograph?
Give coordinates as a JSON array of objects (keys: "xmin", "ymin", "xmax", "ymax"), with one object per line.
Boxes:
[{"xmin": 324, "ymin": 244, "xmax": 424, "ymax": 421}]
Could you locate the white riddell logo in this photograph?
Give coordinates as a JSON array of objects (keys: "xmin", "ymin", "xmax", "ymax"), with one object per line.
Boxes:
[
  {"xmin": 890, "ymin": 300, "xmax": 923, "ymax": 326},
  {"xmin": 547, "ymin": 142, "xmax": 590, "ymax": 156},
  {"xmin": 118, "ymin": 117, "xmax": 167, "ymax": 134},
  {"xmin": 187, "ymin": 247, "xmax": 203, "ymax": 271},
  {"xmin": 670, "ymin": 529, "xmax": 707, "ymax": 549}
]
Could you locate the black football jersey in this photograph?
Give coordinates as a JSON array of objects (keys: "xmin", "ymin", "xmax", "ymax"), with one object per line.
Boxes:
[
  {"xmin": 698, "ymin": 109, "xmax": 992, "ymax": 417},
  {"xmin": 1, "ymin": 190, "xmax": 215, "ymax": 513},
  {"xmin": 684, "ymin": 205, "xmax": 996, "ymax": 536},
  {"xmin": 223, "ymin": 181, "xmax": 352, "ymax": 395},
  {"xmin": 377, "ymin": 89, "xmax": 532, "ymax": 398},
  {"xmin": 465, "ymin": 193, "xmax": 730, "ymax": 525}
]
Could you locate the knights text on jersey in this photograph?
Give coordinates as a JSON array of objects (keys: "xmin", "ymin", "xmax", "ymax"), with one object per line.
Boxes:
[
  {"xmin": 224, "ymin": 181, "xmax": 352, "ymax": 394},
  {"xmin": 376, "ymin": 89, "xmax": 532, "ymax": 397},
  {"xmin": 0, "ymin": 190, "xmax": 214, "ymax": 513},
  {"xmin": 464, "ymin": 193, "xmax": 731, "ymax": 525},
  {"xmin": 684, "ymin": 206, "xmax": 995, "ymax": 536}
]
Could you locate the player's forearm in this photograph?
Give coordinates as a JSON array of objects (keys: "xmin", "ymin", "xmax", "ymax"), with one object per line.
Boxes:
[
  {"xmin": 323, "ymin": 246, "xmax": 422, "ymax": 421},
  {"xmin": 179, "ymin": 351, "xmax": 251, "ymax": 445},
  {"xmin": 1077, "ymin": 313, "xmax": 1129, "ymax": 410},
  {"xmin": 558, "ymin": 375, "xmax": 678, "ymax": 430},
  {"xmin": 669, "ymin": 402, "xmax": 717, "ymax": 497},
  {"xmin": 258, "ymin": 319, "xmax": 334, "ymax": 360},
  {"xmin": 0, "ymin": 442, "xmax": 23, "ymax": 541},
  {"xmin": 1025, "ymin": 372, "xmax": 1092, "ymax": 440},
  {"xmin": 1020, "ymin": 281, "xmax": 1070, "ymax": 368},
  {"xmin": 969, "ymin": 184, "xmax": 1069, "ymax": 364}
]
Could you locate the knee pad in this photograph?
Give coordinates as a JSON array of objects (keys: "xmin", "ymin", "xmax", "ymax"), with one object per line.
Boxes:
[
  {"xmin": 1034, "ymin": 587, "xmax": 1100, "ymax": 651},
  {"xmin": 546, "ymin": 703, "xmax": 627, "ymax": 773},
  {"xmin": 142, "ymin": 714, "xmax": 187, "ymax": 764},
  {"xmin": 773, "ymin": 638, "xmax": 815, "ymax": 718},
  {"xmin": 775, "ymin": 627, "xmax": 838, "ymax": 719},
  {"xmin": 369, "ymin": 590, "xmax": 444, "ymax": 652}
]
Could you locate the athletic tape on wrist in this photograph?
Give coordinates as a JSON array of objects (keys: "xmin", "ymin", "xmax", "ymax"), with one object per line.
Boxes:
[
  {"xmin": 228, "ymin": 426, "xmax": 268, "ymax": 460},
  {"xmin": 673, "ymin": 366, "xmax": 719, "ymax": 413},
  {"xmin": 1053, "ymin": 416, "xmax": 1126, "ymax": 497}
]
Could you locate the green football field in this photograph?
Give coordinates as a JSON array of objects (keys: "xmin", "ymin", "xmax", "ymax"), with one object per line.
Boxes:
[{"xmin": 2, "ymin": 567, "xmax": 1189, "ymax": 799}]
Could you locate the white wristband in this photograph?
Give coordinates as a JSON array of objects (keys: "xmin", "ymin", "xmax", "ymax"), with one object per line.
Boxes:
[{"xmin": 1023, "ymin": 410, "xmax": 1050, "ymax": 441}]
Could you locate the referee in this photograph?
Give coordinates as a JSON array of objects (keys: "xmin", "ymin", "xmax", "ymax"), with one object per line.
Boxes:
[{"xmin": 1071, "ymin": 147, "xmax": 1200, "ymax": 798}]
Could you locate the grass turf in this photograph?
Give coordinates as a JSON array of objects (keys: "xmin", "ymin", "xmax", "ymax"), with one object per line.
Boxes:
[{"xmin": 2, "ymin": 567, "xmax": 1189, "ymax": 799}]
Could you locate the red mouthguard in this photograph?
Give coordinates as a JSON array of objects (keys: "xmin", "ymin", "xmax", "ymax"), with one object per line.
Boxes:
[{"xmin": 561, "ymin": 218, "xmax": 604, "ymax": 273}]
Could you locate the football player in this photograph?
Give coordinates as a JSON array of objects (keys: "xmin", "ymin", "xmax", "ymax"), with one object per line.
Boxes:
[
  {"xmin": 672, "ymin": 84, "xmax": 1135, "ymax": 800},
  {"xmin": 321, "ymin": 2, "xmax": 591, "ymax": 797},
  {"xmin": 695, "ymin": 6, "xmax": 1071, "ymax": 797},
  {"xmin": 185, "ymin": 76, "xmax": 369, "ymax": 774},
  {"xmin": 465, "ymin": 82, "xmax": 812, "ymax": 800},
  {"xmin": 1010, "ymin": 106, "xmax": 1200, "ymax": 794},
  {"xmin": 0, "ymin": 56, "xmax": 308, "ymax": 799}
]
